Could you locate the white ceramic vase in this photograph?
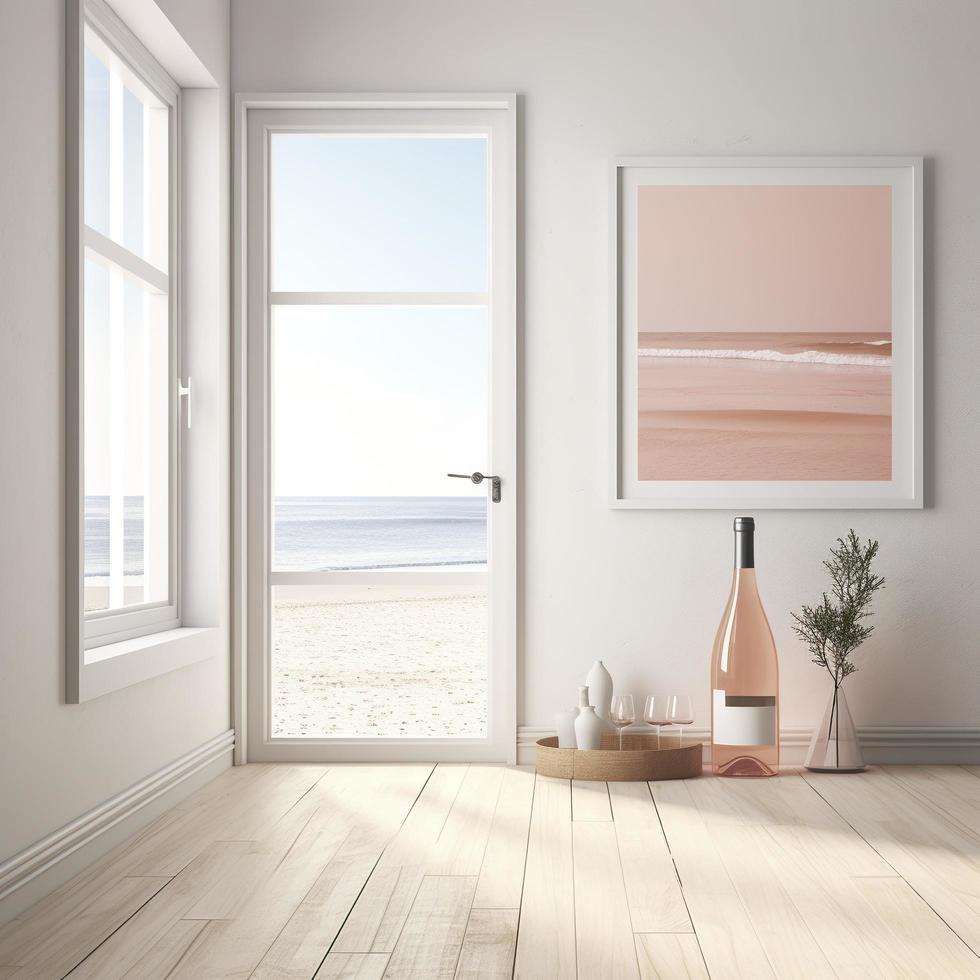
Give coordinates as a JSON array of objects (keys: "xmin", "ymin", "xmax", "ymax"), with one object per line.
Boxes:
[
  {"xmin": 574, "ymin": 686, "xmax": 606, "ymax": 750},
  {"xmin": 555, "ymin": 708, "xmax": 578, "ymax": 748},
  {"xmin": 586, "ymin": 660, "xmax": 614, "ymax": 729},
  {"xmin": 575, "ymin": 707, "xmax": 605, "ymax": 750}
]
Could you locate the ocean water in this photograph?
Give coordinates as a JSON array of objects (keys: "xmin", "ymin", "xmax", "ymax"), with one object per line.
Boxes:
[
  {"xmin": 84, "ymin": 496, "xmax": 147, "ymax": 577},
  {"xmin": 274, "ymin": 496, "xmax": 487, "ymax": 571},
  {"xmin": 85, "ymin": 496, "xmax": 488, "ymax": 576}
]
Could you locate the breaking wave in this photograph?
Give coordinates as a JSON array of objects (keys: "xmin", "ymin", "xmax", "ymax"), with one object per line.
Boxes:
[{"xmin": 637, "ymin": 347, "xmax": 891, "ymax": 367}]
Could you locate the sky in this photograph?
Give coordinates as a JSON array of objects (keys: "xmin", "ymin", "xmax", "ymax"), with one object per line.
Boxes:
[
  {"xmin": 637, "ymin": 184, "xmax": 892, "ymax": 334},
  {"xmin": 272, "ymin": 306, "xmax": 487, "ymax": 497},
  {"xmin": 270, "ymin": 134, "xmax": 489, "ymax": 496},
  {"xmin": 272, "ymin": 133, "xmax": 487, "ymax": 293}
]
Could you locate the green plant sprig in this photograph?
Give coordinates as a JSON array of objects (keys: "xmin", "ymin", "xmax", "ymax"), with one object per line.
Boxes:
[{"xmin": 791, "ymin": 530, "xmax": 885, "ymax": 689}]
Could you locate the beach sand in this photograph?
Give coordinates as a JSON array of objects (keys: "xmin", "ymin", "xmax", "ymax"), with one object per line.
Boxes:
[
  {"xmin": 638, "ymin": 334, "xmax": 892, "ymax": 481},
  {"xmin": 271, "ymin": 585, "xmax": 488, "ymax": 738},
  {"xmin": 84, "ymin": 579, "xmax": 146, "ymax": 611}
]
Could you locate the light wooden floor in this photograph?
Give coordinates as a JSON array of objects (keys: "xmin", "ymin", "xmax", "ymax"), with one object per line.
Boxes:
[{"xmin": 2, "ymin": 765, "xmax": 980, "ymax": 978}]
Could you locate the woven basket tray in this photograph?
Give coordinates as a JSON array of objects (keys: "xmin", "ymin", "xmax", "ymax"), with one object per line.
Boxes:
[{"xmin": 535, "ymin": 732, "xmax": 702, "ymax": 781}]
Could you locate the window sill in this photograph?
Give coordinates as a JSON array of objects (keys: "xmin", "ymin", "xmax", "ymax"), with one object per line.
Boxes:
[{"xmin": 75, "ymin": 626, "xmax": 218, "ymax": 703}]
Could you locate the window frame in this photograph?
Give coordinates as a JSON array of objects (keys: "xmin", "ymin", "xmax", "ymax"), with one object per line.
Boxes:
[{"xmin": 67, "ymin": 0, "xmax": 185, "ymax": 700}]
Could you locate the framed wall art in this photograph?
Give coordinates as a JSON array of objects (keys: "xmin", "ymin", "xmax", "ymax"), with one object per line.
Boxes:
[{"xmin": 610, "ymin": 156, "xmax": 922, "ymax": 508}]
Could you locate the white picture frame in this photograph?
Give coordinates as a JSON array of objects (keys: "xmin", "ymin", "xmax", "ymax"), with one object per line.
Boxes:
[{"xmin": 610, "ymin": 156, "xmax": 923, "ymax": 509}]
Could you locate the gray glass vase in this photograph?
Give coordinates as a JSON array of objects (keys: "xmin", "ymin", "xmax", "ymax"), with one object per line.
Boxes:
[{"xmin": 804, "ymin": 685, "xmax": 866, "ymax": 772}]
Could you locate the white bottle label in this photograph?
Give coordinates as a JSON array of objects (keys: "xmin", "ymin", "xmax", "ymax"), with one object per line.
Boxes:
[{"xmin": 713, "ymin": 690, "xmax": 776, "ymax": 746}]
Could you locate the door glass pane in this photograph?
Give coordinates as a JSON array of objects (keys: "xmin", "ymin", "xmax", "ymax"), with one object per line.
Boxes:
[
  {"xmin": 270, "ymin": 135, "xmax": 487, "ymax": 292},
  {"xmin": 271, "ymin": 304, "xmax": 489, "ymax": 737},
  {"xmin": 83, "ymin": 259, "xmax": 170, "ymax": 612}
]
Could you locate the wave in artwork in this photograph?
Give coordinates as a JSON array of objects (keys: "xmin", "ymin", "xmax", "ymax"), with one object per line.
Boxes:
[{"xmin": 638, "ymin": 345, "xmax": 890, "ymax": 368}]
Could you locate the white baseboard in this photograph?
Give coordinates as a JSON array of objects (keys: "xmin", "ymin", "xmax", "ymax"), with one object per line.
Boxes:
[
  {"xmin": 0, "ymin": 729, "xmax": 234, "ymax": 920},
  {"xmin": 516, "ymin": 726, "xmax": 980, "ymax": 767}
]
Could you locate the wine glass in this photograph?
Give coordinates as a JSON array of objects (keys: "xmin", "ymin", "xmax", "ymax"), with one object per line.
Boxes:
[
  {"xmin": 644, "ymin": 694, "xmax": 671, "ymax": 749},
  {"xmin": 668, "ymin": 695, "xmax": 694, "ymax": 746},
  {"xmin": 610, "ymin": 695, "xmax": 635, "ymax": 751}
]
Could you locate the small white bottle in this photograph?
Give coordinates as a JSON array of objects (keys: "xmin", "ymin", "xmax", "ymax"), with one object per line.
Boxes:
[
  {"xmin": 574, "ymin": 686, "xmax": 606, "ymax": 750},
  {"xmin": 555, "ymin": 707, "xmax": 578, "ymax": 748},
  {"xmin": 586, "ymin": 660, "xmax": 614, "ymax": 729}
]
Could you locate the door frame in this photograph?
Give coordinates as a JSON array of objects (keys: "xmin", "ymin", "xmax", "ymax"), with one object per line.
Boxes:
[{"xmin": 232, "ymin": 93, "xmax": 517, "ymax": 764}]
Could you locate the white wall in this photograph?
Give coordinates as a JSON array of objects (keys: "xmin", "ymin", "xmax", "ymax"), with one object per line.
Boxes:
[
  {"xmin": 0, "ymin": 0, "xmax": 231, "ymax": 882},
  {"xmin": 232, "ymin": 0, "xmax": 980, "ymax": 738}
]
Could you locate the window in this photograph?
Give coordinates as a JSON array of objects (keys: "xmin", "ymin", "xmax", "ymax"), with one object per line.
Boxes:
[{"xmin": 68, "ymin": 0, "xmax": 181, "ymax": 674}]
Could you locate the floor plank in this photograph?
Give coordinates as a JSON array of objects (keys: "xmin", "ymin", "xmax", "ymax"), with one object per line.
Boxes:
[
  {"xmin": 65, "ymin": 843, "xmax": 252, "ymax": 978},
  {"xmin": 428, "ymin": 766, "xmax": 505, "ymax": 875},
  {"xmin": 702, "ymin": 809, "xmax": 886, "ymax": 980},
  {"xmin": 0, "ymin": 876, "xmax": 168, "ymax": 977},
  {"xmin": 573, "ymin": 821, "xmax": 640, "ymax": 979},
  {"xmin": 852, "ymin": 876, "xmax": 980, "ymax": 979},
  {"xmin": 315, "ymin": 952, "xmax": 390, "ymax": 979},
  {"xmin": 253, "ymin": 767, "xmax": 433, "ymax": 979},
  {"xmin": 0, "ymin": 765, "xmax": 318, "ymax": 971},
  {"xmin": 168, "ymin": 767, "xmax": 432, "ymax": 978},
  {"xmin": 111, "ymin": 917, "xmax": 210, "ymax": 979},
  {"xmin": 635, "ymin": 934, "xmax": 708, "ymax": 979},
  {"xmin": 571, "ymin": 779, "xmax": 612, "ymax": 820},
  {"xmin": 718, "ymin": 769, "xmax": 894, "ymax": 877},
  {"xmin": 129, "ymin": 764, "xmax": 329, "ymax": 876},
  {"xmin": 685, "ymin": 777, "xmax": 837, "ymax": 979},
  {"xmin": 607, "ymin": 781, "xmax": 690, "ymax": 933},
  {"xmin": 384, "ymin": 875, "xmax": 476, "ymax": 979},
  {"xmin": 709, "ymin": 773, "xmax": 925, "ymax": 970},
  {"xmin": 455, "ymin": 908, "xmax": 518, "ymax": 979},
  {"xmin": 332, "ymin": 764, "xmax": 464, "ymax": 954},
  {"xmin": 63, "ymin": 768, "xmax": 355, "ymax": 978},
  {"xmin": 651, "ymin": 779, "xmax": 776, "ymax": 979},
  {"xmin": 881, "ymin": 765, "xmax": 980, "ymax": 835},
  {"xmin": 171, "ymin": 834, "xmax": 351, "ymax": 972},
  {"xmin": 472, "ymin": 769, "xmax": 535, "ymax": 909},
  {"xmin": 513, "ymin": 775, "xmax": 576, "ymax": 979},
  {"xmin": 804, "ymin": 766, "xmax": 980, "ymax": 958},
  {"xmin": 686, "ymin": 770, "xmax": 977, "ymax": 980}
]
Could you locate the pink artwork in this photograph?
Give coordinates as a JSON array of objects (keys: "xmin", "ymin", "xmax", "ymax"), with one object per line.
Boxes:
[{"xmin": 636, "ymin": 184, "xmax": 892, "ymax": 481}]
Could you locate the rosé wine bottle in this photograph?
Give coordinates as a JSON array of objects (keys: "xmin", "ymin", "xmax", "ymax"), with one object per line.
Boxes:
[{"xmin": 710, "ymin": 517, "xmax": 779, "ymax": 777}]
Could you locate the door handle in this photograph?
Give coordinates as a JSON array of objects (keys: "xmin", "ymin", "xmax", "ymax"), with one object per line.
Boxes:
[
  {"xmin": 177, "ymin": 376, "xmax": 192, "ymax": 429},
  {"xmin": 448, "ymin": 471, "xmax": 502, "ymax": 503}
]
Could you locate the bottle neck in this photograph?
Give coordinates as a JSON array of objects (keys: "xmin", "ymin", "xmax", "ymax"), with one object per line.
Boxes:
[
  {"xmin": 734, "ymin": 528, "xmax": 754, "ymax": 569},
  {"xmin": 730, "ymin": 566, "xmax": 758, "ymax": 595}
]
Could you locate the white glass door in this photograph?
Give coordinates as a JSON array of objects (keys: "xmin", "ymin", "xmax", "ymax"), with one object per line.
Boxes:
[{"xmin": 243, "ymin": 100, "xmax": 516, "ymax": 762}]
